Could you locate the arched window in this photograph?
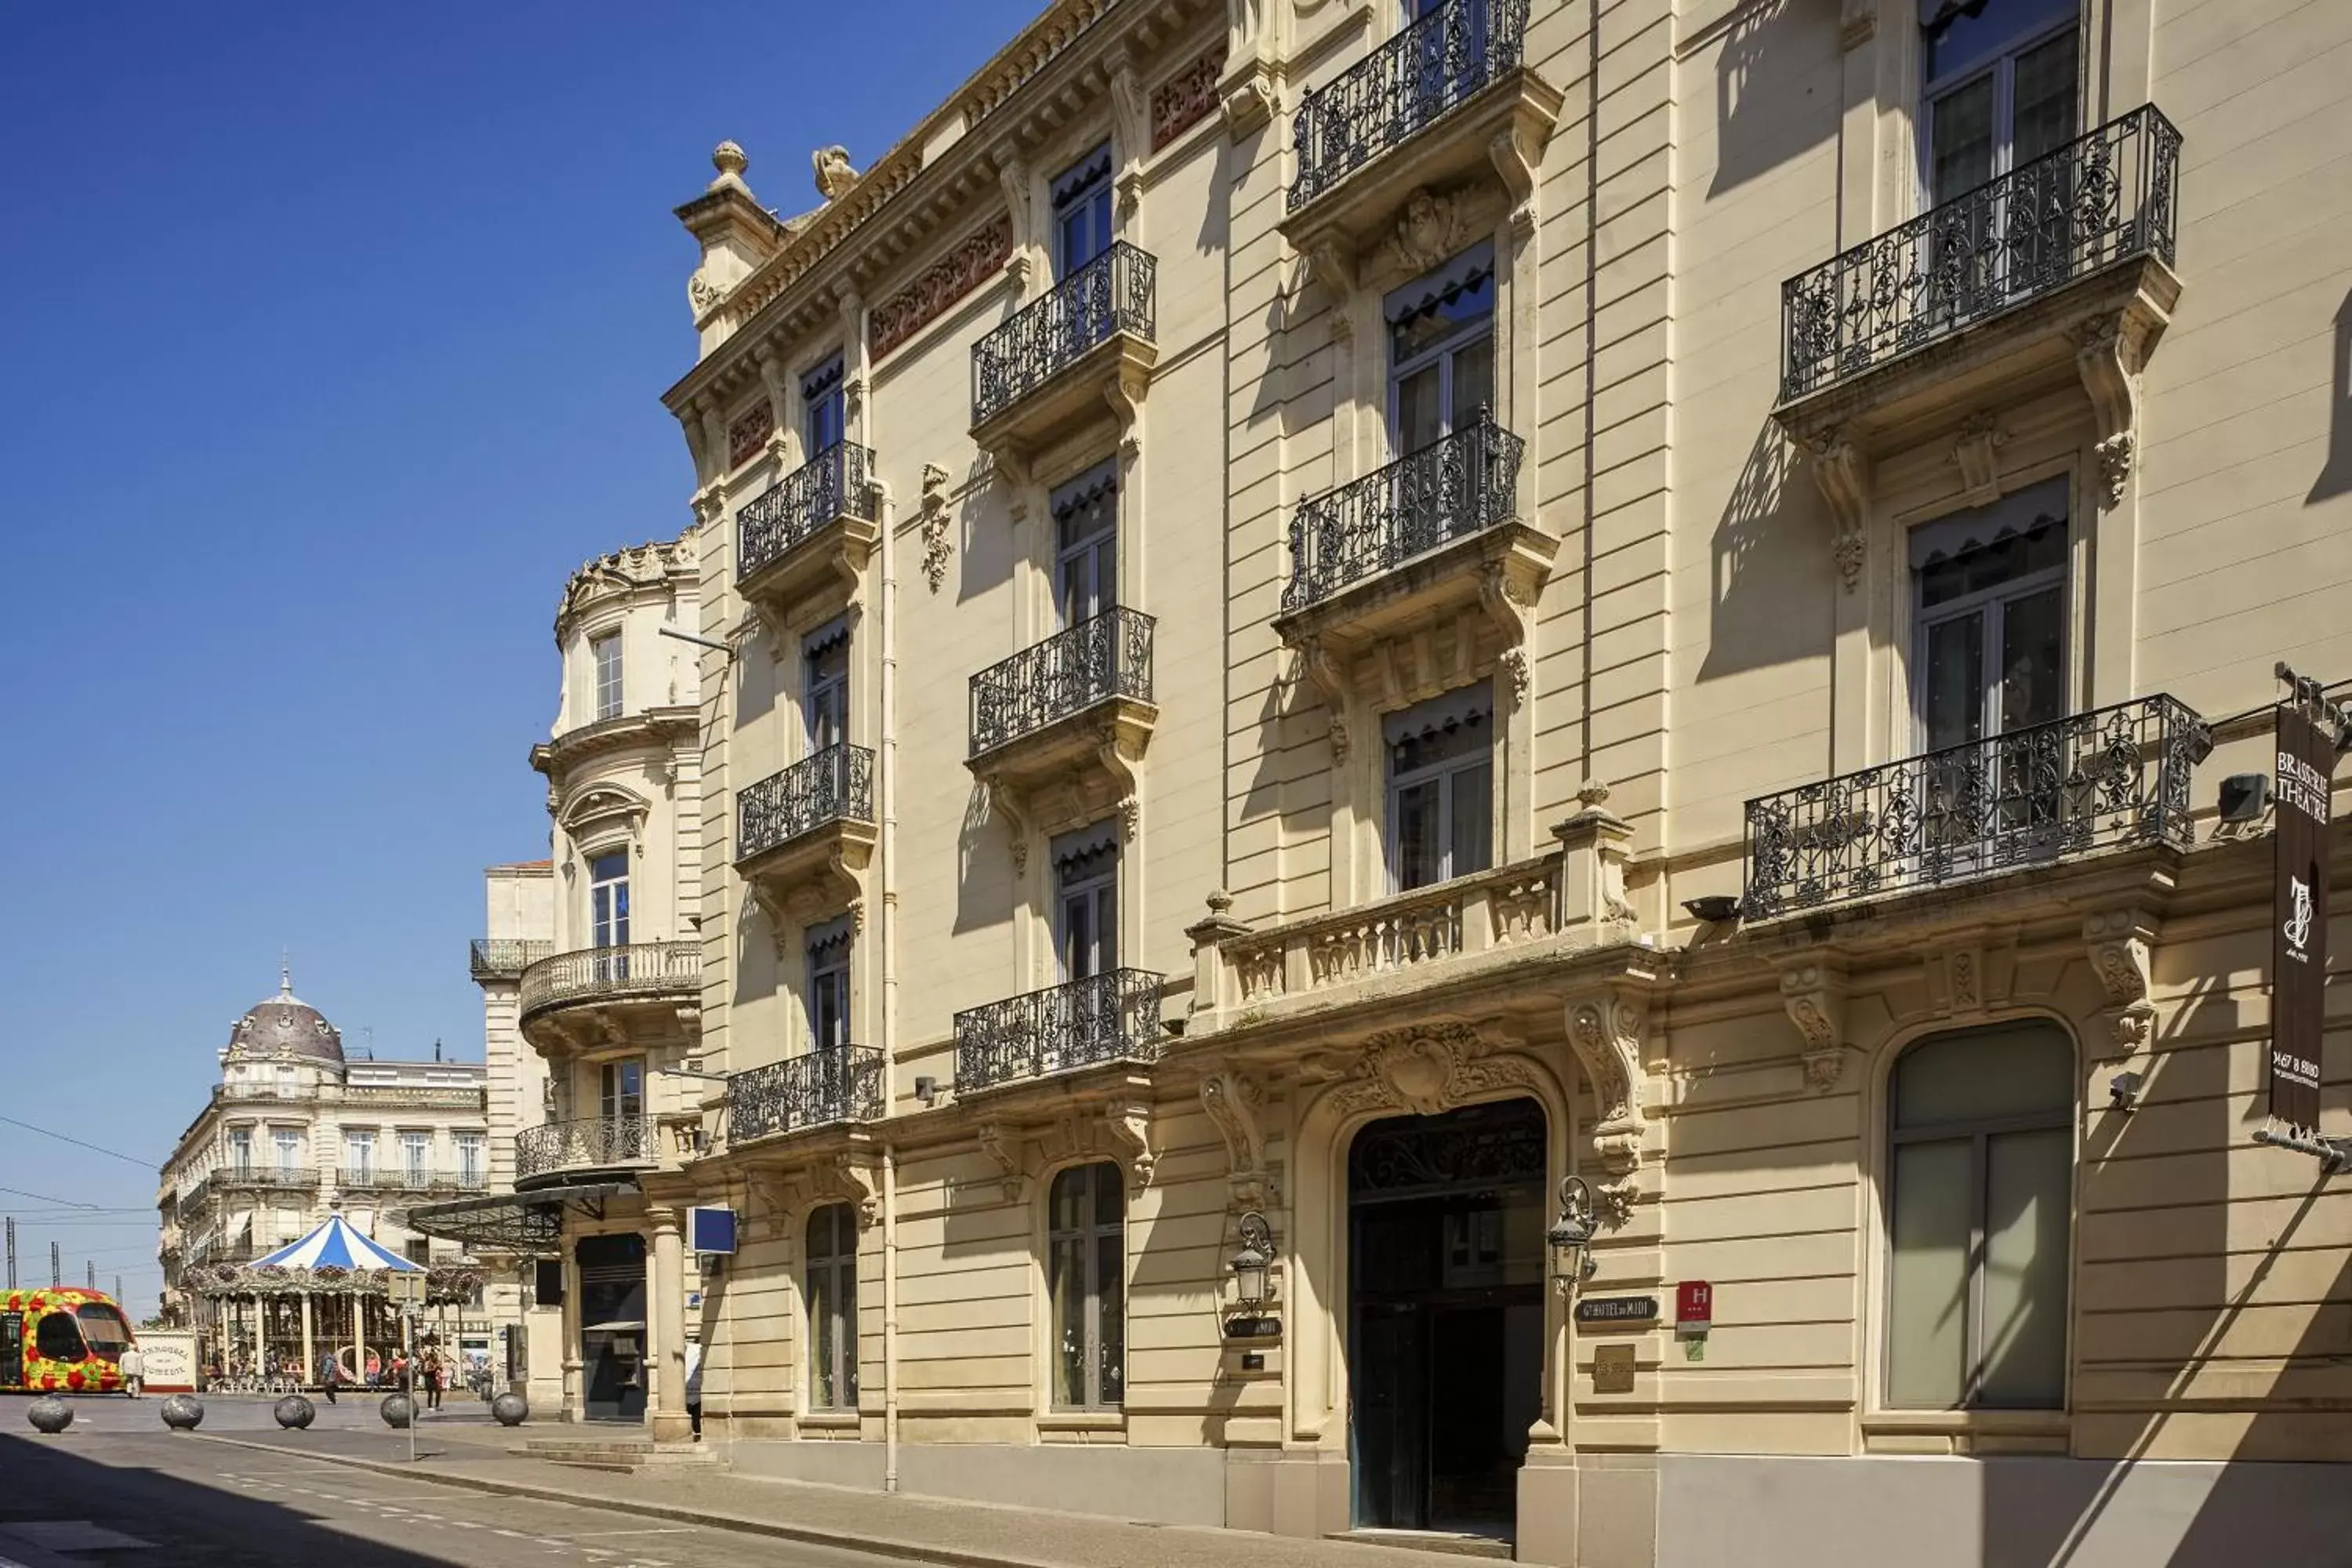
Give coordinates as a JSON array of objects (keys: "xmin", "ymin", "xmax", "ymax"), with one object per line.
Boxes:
[
  {"xmin": 1048, "ymin": 1163, "xmax": 1125, "ymax": 1410},
  {"xmin": 1886, "ymin": 1020, "xmax": 2074, "ymax": 1409},
  {"xmin": 805, "ymin": 1204, "xmax": 859, "ymax": 1410}
]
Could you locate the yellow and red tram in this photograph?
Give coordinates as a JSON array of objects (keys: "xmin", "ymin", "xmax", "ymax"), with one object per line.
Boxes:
[{"xmin": 1, "ymin": 1287, "xmax": 135, "ymax": 1394}]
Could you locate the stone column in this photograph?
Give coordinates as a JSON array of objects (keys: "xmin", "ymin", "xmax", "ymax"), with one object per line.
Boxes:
[
  {"xmin": 648, "ymin": 1208, "xmax": 688, "ymax": 1441},
  {"xmin": 560, "ymin": 1243, "xmax": 583, "ymax": 1422},
  {"xmin": 300, "ymin": 1295, "xmax": 314, "ymax": 1385}
]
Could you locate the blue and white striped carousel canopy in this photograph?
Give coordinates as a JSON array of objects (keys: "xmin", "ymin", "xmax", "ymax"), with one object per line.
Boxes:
[{"xmin": 250, "ymin": 1214, "xmax": 424, "ymax": 1272}]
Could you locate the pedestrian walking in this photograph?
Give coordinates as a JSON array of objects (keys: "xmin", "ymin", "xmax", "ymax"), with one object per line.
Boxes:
[
  {"xmin": 118, "ymin": 1344, "xmax": 143, "ymax": 1398},
  {"xmin": 318, "ymin": 1350, "xmax": 340, "ymax": 1403},
  {"xmin": 684, "ymin": 1338, "xmax": 703, "ymax": 1442},
  {"xmin": 421, "ymin": 1347, "xmax": 443, "ymax": 1411}
]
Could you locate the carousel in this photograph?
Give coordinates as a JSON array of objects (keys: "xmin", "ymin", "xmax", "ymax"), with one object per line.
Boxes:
[{"xmin": 180, "ymin": 1209, "xmax": 485, "ymax": 1386}]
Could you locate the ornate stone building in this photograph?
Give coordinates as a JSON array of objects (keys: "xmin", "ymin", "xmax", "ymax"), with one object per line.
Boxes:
[{"xmin": 429, "ymin": 0, "xmax": 2352, "ymax": 1561}]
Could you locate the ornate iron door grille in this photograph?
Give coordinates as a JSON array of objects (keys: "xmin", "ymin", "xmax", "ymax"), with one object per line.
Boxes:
[
  {"xmin": 969, "ymin": 606, "xmax": 1155, "ymax": 757},
  {"xmin": 1288, "ymin": 0, "xmax": 1531, "ymax": 212},
  {"xmin": 1283, "ymin": 414, "xmax": 1524, "ymax": 612},
  {"xmin": 737, "ymin": 441, "xmax": 879, "ymax": 582},
  {"xmin": 514, "ymin": 1115, "xmax": 657, "ymax": 1181},
  {"xmin": 971, "ymin": 241, "xmax": 1156, "ymax": 429},
  {"xmin": 727, "ymin": 1048, "xmax": 885, "ymax": 1143},
  {"xmin": 953, "ymin": 968, "xmax": 1165, "ymax": 1092},
  {"xmin": 1742, "ymin": 694, "xmax": 2209, "ymax": 918},
  {"xmin": 1780, "ymin": 104, "xmax": 2180, "ymax": 403},
  {"xmin": 737, "ymin": 744, "xmax": 877, "ymax": 862}
]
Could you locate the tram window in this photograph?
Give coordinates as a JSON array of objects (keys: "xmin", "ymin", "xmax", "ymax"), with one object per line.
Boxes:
[
  {"xmin": 74, "ymin": 1305, "xmax": 132, "ymax": 1359},
  {"xmin": 34, "ymin": 1312, "xmax": 85, "ymax": 1362}
]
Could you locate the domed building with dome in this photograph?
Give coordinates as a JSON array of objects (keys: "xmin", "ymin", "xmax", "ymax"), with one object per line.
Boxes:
[{"xmin": 154, "ymin": 968, "xmax": 507, "ymax": 1384}]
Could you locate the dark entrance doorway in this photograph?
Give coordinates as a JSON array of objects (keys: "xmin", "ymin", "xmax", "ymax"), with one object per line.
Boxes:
[
  {"xmin": 1348, "ymin": 1098, "xmax": 1545, "ymax": 1540},
  {"xmin": 576, "ymin": 1232, "xmax": 647, "ymax": 1423}
]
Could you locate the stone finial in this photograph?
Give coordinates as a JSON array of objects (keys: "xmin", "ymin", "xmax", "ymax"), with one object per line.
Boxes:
[
  {"xmin": 1577, "ymin": 781, "xmax": 1611, "ymax": 808},
  {"xmin": 711, "ymin": 140, "xmax": 749, "ymax": 184},
  {"xmin": 1205, "ymin": 887, "xmax": 1233, "ymax": 914},
  {"xmin": 813, "ymin": 145, "xmax": 858, "ymax": 201}
]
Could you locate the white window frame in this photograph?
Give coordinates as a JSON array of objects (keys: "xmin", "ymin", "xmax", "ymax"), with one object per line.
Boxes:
[
  {"xmin": 1907, "ymin": 481, "xmax": 2071, "ymax": 753},
  {"xmin": 227, "ymin": 1128, "xmax": 252, "ymax": 1175},
  {"xmin": 801, "ymin": 352, "xmax": 848, "ymax": 456},
  {"xmin": 1917, "ymin": 0, "xmax": 2082, "ymax": 205},
  {"xmin": 455, "ymin": 1134, "xmax": 486, "ymax": 1187},
  {"xmin": 1052, "ymin": 828, "xmax": 1120, "ymax": 982},
  {"xmin": 344, "ymin": 1131, "xmax": 376, "ymax": 1182},
  {"xmin": 587, "ymin": 849, "xmax": 632, "ymax": 952},
  {"xmin": 1050, "ymin": 143, "xmax": 1116, "ymax": 281},
  {"xmin": 804, "ymin": 622, "xmax": 851, "ymax": 755},
  {"xmin": 1050, "ymin": 462, "xmax": 1119, "ymax": 629},
  {"xmin": 400, "ymin": 1132, "xmax": 431, "ymax": 1185},
  {"xmin": 806, "ymin": 916, "xmax": 853, "ymax": 1053},
  {"xmin": 1382, "ymin": 683, "xmax": 1496, "ymax": 893},
  {"xmin": 590, "ymin": 630, "xmax": 624, "ymax": 722},
  {"xmin": 272, "ymin": 1129, "xmax": 303, "ymax": 1174},
  {"xmin": 1385, "ymin": 245, "xmax": 1497, "ymax": 463}
]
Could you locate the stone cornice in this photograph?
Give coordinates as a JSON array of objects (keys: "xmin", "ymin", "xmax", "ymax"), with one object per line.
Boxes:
[
  {"xmin": 529, "ymin": 706, "xmax": 699, "ymax": 779},
  {"xmin": 554, "ymin": 536, "xmax": 698, "ymax": 644}
]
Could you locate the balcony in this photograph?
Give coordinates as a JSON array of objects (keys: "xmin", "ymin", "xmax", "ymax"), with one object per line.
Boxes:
[
  {"xmin": 212, "ymin": 1167, "xmax": 319, "ymax": 1193},
  {"xmin": 517, "ymin": 942, "xmax": 703, "ymax": 1054},
  {"xmin": 336, "ymin": 1168, "xmax": 488, "ymax": 1195},
  {"xmin": 967, "ymin": 608, "xmax": 1156, "ymax": 837},
  {"xmin": 954, "ymin": 969, "xmax": 1165, "ymax": 1094},
  {"xmin": 736, "ymin": 745, "xmax": 877, "ymax": 922},
  {"xmin": 1775, "ymin": 105, "xmax": 2181, "ymax": 451},
  {"xmin": 1742, "ymin": 694, "xmax": 2210, "ymax": 920},
  {"xmin": 1275, "ymin": 415, "xmax": 1553, "ymax": 666},
  {"xmin": 470, "ymin": 938, "xmax": 552, "ymax": 982},
  {"xmin": 736, "ymin": 440, "xmax": 880, "ymax": 619},
  {"xmin": 971, "ymin": 241, "xmax": 1156, "ymax": 468},
  {"xmin": 728, "ymin": 1047, "xmax": 885, "ymax": 1145},
  {"xmin": 514, "ymin": 1114, "xmax": 658, "ymax": 1189},
  {"xmin": 1283, "ymin": 0, "xmax": 1559, "ymax": 259}
]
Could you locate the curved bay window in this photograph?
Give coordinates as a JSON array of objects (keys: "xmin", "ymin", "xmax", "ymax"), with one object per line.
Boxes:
[
  {"xmin": 1886, "ymin": 1019, "xmax": 2074, "ymax": 1410},
  {"xmin": 805, "ymin": 1203, "xmax": 859, "ymax": 1411},
  {"xmin": 1048, "ymin": 1162, "xmax": 1125, "ymax": 1410}
]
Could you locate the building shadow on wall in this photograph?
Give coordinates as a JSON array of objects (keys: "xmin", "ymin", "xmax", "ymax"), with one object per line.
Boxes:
[
  {"xmin": 1697, "ymin": 423, "xmax": 1824, "ymax": 684},
  {"xmin": 1708, "ymin": 0, "xmax": 1841, "ymax": 199},
  {"xmin": 2307, "ymin": 289, "xmax": 2352, "ymax": 505}
]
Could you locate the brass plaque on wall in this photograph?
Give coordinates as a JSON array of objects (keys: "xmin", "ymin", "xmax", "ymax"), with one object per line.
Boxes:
[{"xmin": 1592, "ymin": 1342, "xmax": 1637, "ymax": 1395}]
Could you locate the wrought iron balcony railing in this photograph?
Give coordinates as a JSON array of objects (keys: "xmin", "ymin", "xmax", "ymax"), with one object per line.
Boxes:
[
  {"xmin": 728, "ymin": 1047, "xmax": 885, "ymax": 1143},
  {"xmin": 518, "ymin": 941, "xmax": 702, "ymax": 1019},
  {"xmin": 1780, "ymin": 104, "xmax": 2180, "ymax": 402},
  {"xmin": 954, "ymin": 968, "xmax": 1165, "ymax": 1093},
  {"xmin": 739, "ymin": 745, "xmax": 876, "ymax": 862},
  {"xmin": 972, "ymin": 241, "xmax": 1156, "ymax": 429},
  {"xmin": 337, "ymin": 1168, "xmax": 487, "ymax": 1193},
  {"xmin": 470, "ymin": 938, "xmax": 553, "ymax": 982},
  {"xmin": 1283, "ymin": 414, "xmax": 1525, "ymax": 612},
  {"xmin": 970, "ymin": 607, "xmax": 1155, "ymax": 757},
  {"xmin": 1742, "ymin": 694, "xmax": 2209, "ymax": 919},
  {"xmin": 514, "ymin": 1115, "xmax": 658, "ymax": 1182},
  {"xmin": 211, "ymin": 1167, "xmax": 320, "ymax": 1192},
  {"xmin": 737, "ymin": 440, "xmax": 879, "ymax": 582},
  {"xmin": 1290, "ymin": 0, "xmax": 1531, "ymax": 212}
]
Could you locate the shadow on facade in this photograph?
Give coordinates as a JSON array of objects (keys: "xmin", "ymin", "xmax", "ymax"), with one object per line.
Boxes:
[
  {"xmin": 0, "ymin": 1428, "xmax": 461, "ymax": 1566},
  {"xmin": 1696, "ymin": 422, "xmax": 1824, "ymax": 682},
  {"xmin": 1707, "ymin": 0, "xmax": 1840, "ymax": 199},
  {"xmin": 2307, "ymin": 288, "xmax": 2352, "ymax": 505}
]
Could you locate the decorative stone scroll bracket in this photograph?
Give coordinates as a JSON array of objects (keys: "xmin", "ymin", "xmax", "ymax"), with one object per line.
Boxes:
[
  {"xmin": 977, "ymin": 1120, "xmax": 1036, "ymax": 1205},
  {"xmin": 990, "ymin": 1096, "xmax": 1159, "ymax": 1200},
  {"xmin": 1802, "ymin": 430, "xmax": 1871, "ymax": 594},
  {"xmin": 1775, "ymin": 956, "xmax": 1850, "ymax": 1093},
  {"xmin": 788, "ymin": 1150, "xmax": 882, "ymax": 1230},
  {"xmin": 2074, "ymin": 314, "xmax": 2158, "ymax": 510},
  {"xmin": 1293, "ymin": 641, "xmax": 1351, "ymax": 760},
  {"xmin": 1564, "ymin": 987, "xmax": 1653, "ymax": 1222},
  {"xmin": 1475, "ymin": 561, "xmax": 1537, "ymax": 703},
  {"xmin": 2084, "ymin": 907, "xmax": 2160, "ymax": 1057},
  {"xmin": 1200, "ymin": 1068, "xmax": 1276, "ymax": 1210}
]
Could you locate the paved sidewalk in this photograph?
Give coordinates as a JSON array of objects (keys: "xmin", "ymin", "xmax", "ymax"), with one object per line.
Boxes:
[{"xmin": 190, "ymin": 1420, "xmax": 1477, "ymax": 1568}]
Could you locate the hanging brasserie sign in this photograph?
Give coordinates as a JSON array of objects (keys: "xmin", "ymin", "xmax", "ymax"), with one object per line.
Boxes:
[{"xmin": 2271, "ymin": 695, "xmax": 2335, "ymax": 1133}]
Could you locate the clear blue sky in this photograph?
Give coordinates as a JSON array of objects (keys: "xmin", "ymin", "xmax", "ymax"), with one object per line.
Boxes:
[{"xmin": 0, "ymin": 1, "xmax": 1040, "ymax": 1319}]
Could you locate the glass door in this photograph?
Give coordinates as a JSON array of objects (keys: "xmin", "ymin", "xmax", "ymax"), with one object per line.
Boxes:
[{"xmin": 589, "ymin": 850, "xmax": 630, "ymax": 982}]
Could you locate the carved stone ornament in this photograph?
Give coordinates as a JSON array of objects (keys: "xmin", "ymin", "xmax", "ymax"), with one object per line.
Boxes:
[
  {"xmin": 1498, "ymin": 646, "xmax": 1530, "ymax": 706},
  {"xmin": 1777, "ymin": 960, "xmax": 1847, "ymax": 1093},
  {"xmin": 1385, "ymin": 186, "xmax": 1472, "ymax": 276},
  {"xmin": 688, "ymin": 269, "xmax": 724, "ymax": 318},
  {"xmin": 1951, "ymin": 412, "xmax": 2007, "ymax": 506},
  {"xmin": 794, "ymin": 1152, "xmax": 881, "ymax": 1229},
  {"xmin": 2084, "ymin": 908, "xmax": 2158, "ymax": 1054},
  {"xmin": 1154, "ymin": 42, "xmax": 1228, "ymax": 151},
  {"xmin": 2072, "ymin": 315, "xmax": 2152, "ymax": 511},
  {"xmin": 2095, "ymin": 433, "xmax": 2135, "ymax": 510},
  {"xmin": 872, "ymin": 216, "xmax": 1014, "ymax": 360},
  {"xmin": 1565, "ymin": 993, "xmax": 1645, "ymax": 1218},
  {"xmin": 1327, "ymin": 1022, "xmax": 1539, "ymax": 1122},
  {"xmin": 1102, "ymin": 1101, "xmax": 1156, "ymax": 1193},
  {"xmin": 812, "ymin": 145, "xmax": 858, "ymax": 201},
  {"xmin": 1802, "ymin": 431, "xmax": 1871, "ymax": 593},
  {"xmin": 920, "ymin": 463, "xmax": 954, "ymax": 593},
  {"xmin": 1200, "ymin": 1069, "xmax": 1273, "ymax": 1208},
  {"xmin": 976, "ymin": 1120, "xmax": 1033, "ymax": 1203}
]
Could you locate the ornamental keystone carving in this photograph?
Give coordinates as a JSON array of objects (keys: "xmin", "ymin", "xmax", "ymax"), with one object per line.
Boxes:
[
  {"xmin": 1951, "ymin": 412, "xmax": 2007, "ymax": 506},
  {"xmin": 789, "ymin": 1151, "xmax": 880, "ymax": 1229},
  {"xmin": 1201, "ymin": 1069, "xmax": 1275, "ymax": 1208},
  {"xmin": 2085, "ymin": 908, "xmax": 2159, "ymax": 1054},
  {"xmin": 1327, "ymin": 1024, "xmax": 1538, "ymax": 1122},
  {"xmin": 1777, "ymin": 959, "xmax": 1847, "ymax": 1092},
  {"xmin": 1385, "ymin": 186, "xmax": 1472, "ymax": 276}
]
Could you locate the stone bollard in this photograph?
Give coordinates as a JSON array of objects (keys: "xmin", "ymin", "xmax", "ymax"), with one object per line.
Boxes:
[
  {"xmin": 160, "ymin": 1394, "xmax": 204, "ymax": 1431},
  {"xmin": 490, "ymin": 1392, "xmax": 528, "ymax": 1428},
  {"xmin": 274, "ymin": 1395, "xmax": 316, "ymax": 1430},
  {"xmin": 27, "ymin": 1396, "xmax": 72, "ymax": 1434},
  {"xmin": 379, "ymin": 1393, "xmax": 414, "ymax": 1429}
]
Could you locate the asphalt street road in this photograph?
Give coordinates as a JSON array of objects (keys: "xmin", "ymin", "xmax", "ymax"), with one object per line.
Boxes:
[{"xmin": 0, "ymin": 1403, "xmax": 905, "ymax": 1568}]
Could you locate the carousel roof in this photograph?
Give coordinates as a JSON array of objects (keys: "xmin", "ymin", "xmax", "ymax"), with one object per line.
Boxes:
[{"xmin": 250, "ymin": 1213, "xmax": 423, "ymax": 1273}]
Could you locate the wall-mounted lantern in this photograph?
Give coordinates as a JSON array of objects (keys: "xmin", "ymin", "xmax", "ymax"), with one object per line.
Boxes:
[
  {"xmin": 1547, "ymin": 1176, "xmax": 1599, "ymax": 1296},
  {"xmin": 1225, "ymin": 1210, "xmax": 1278, "ymax": 1338}
]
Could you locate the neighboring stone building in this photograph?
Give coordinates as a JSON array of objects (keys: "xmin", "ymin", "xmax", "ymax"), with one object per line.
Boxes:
[
  {"xmin": 444, "ymin": 0, "xmax": 2352, "ymax": 1562},
  {"xmin": 155, "ymin": 971, "xmax": 500, "ymax": 1369}
]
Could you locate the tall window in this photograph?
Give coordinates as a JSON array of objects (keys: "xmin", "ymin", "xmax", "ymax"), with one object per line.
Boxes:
[
  {"xmin": 401, "ymin": 1132, "xmax": 431, "ymax": 1185},
  {"xmin": 1048, "ymin": 1163, "xmax": 1125, "ymax": 1410},
  {"xmin": 589, "ymin": 851, "xmax": 631, "ymax": 950},
  {"xmin": 805, "ymin": 1203, "xmax": 860, "ymax": 1410},
  {"xmin": 600, "ymin": 1059, "xmax": 646, "ymax": 1124},
  {"xmin": 227, "ymin": 1128, "xmax": 252, "ymax": 1176},
  {"xmin": 1051, "ymin": 144, "xmax": 1115, "ymax": 279},
  {"xmin": 803, "ymin": 353, "xmax": 847, "ymax": 456},
  {"xmin": 344, "ymin": 1131, "xmax": 376, "ymax": 1183},
  {"xmin": 1922, "ymin": 0, "xmax": 2078, "ymax": 205},
  {"xmin": 456, "ymin": 1133, "xmax": 486, "ymax": 1187},
  {"xmin": 1886, "ymin": 1020, "xmax": 2074, "ymax": 1410},
  {"xmin": 1051, "ymin": 463, "xmax": 1118, "ymax": 627},
  {"xmin": 804, "ymin": 624, "xmax": 851, "ymax": 753},
  {"xmin": 807, "ymin": 916, "xmax": 852, "ymax": 1052},
  {"xmin": 272, "ymin": 1129, "xmax": 302, "ymax": 1174},
  {"xmin": 1385, "ymin": 683, "xmax": 1494, "ymax": 891},
  {"xmin": 591, "ymin": 631, "xmax": 624, "ymax": 721},
  {"xmin": 274, "ymin": 1064, "xmax": 297, "ymax": 1098},
  {"xmin": 1052, "ymin": 826, "xmax": 1120, "ymax": 982},
  {"xmin": 1913, "ymin": 479, "xmax": 2068, "ymax": 751},
  {"xmin": 1388, "ymin": 244, "xmax": 1496, "ymax": 459}
]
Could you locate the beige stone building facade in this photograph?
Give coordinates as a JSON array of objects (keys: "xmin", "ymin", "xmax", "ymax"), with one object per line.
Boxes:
[{"xmin": 441, "ymin": 0, "xmax": 2352, "ymax": 1560}]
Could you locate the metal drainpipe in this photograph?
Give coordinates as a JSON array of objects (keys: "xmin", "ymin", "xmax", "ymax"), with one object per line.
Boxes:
[
  {"xmin": 875, "ymin": 393, "xmax": 902, "ymax": 1494},
  {"xmin": 1581, "ymin": 0, "xmax": 1601, "ymax": 786},
  {"xmin": 882, "ymin": 1141, "xmax": 900, "ymax": 1491}
]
